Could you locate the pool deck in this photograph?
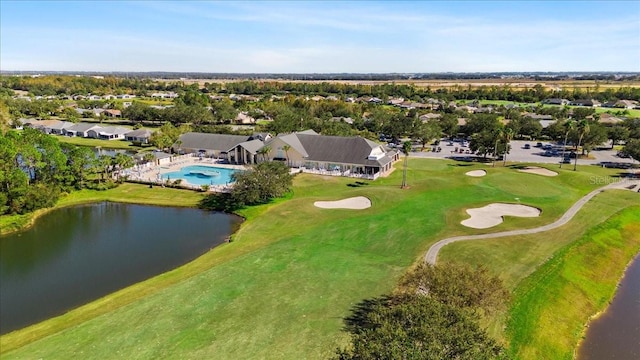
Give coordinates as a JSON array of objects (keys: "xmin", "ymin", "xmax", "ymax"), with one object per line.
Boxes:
[{"xmin": 123, "ymin": 155, "xmax": 247, "ymax": 192}]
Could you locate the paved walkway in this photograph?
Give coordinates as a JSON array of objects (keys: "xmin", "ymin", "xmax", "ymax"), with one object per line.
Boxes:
[{"xmin": 424, "ymin": 179, "xmax": 640, "ymax": 264}]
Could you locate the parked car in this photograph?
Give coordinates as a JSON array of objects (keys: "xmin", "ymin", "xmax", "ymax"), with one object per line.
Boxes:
[
  {"xmin": 617, "ymin": 151, "xmax": 631, "ymax": 158},
  {"xmin": 523, "ymin": 144, "xmax": 531, "ymax": 149},
  {"xmin": 535, "ymin": 142, "xmax": 543, "ymax": 148}
]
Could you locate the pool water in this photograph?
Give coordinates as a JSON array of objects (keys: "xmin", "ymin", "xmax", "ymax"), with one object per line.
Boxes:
[{"xmin": 162, "ymin": 165, "xmax": 237, "ymax": 186}]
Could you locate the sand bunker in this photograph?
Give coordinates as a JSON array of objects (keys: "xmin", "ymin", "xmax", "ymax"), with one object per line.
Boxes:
[
  {"xmin": 314, "ymin": 196, "xmax": 371, "ymax": 210},
  {"xmin": 461, "ymin": 203, "xmax": 541, "ymax": 229},
  {"xmin": 466, "ymin": 169, "xmax": 487, "ymax": 177},
  {"xmin": 518, "ymin": 166, "xmax": 558, "ymax": 177}
]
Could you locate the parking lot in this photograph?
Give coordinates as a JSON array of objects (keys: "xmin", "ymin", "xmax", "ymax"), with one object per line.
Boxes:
[{"xmin": 410, "ymin": 139, "xmax": 637, "ymax": 167}]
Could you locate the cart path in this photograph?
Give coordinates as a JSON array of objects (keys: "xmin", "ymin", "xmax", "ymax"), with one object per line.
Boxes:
[{"xmin": 424, "ymin": 179, "xmax": 640, "ymax": 264}]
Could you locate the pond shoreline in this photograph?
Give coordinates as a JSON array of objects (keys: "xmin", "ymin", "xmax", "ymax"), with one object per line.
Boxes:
[
  {"xmin": 0, "ymin": 191, "xmax": 245, "ymax": 353},
  {"xmin": 0, "ymin": 184, "xmax": 210, "ymax": 236},
  {"xmin": 575, "ymin": 252, "xmax": 640, "ymax": 359},
  {"xmin": 1, "ymin": 202, "xmax": 242, "ymax": 334}
]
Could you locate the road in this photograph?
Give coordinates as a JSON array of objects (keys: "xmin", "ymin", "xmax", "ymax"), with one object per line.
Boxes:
[{"xmin": 424, "ymin": 179, "xmax": 640, "ymax": 265}]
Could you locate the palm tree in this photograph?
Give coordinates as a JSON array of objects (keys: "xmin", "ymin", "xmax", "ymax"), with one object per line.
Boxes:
[
  {"xmin": 401, "ymin": 141, "xmax": 412, "ymax": 189},
  {"xmin": 257, "ymin": 146, "xmax": 271, "ymax": 163},
  {"xmin": 573, "ymin": 120, "xmax": 590, "ymax": 171},
  {"xmin": 282, "ymin": 144, "xmax": 291, "ymax": 166},
  {"xmin": 559, "ymin": 119, "xmax": 574, "ymax": 169},
  {"xmin": 492, "ymin": 128, "xmax": 504, "ymax": 168},
  {"xmin": 502, "ymin": 128, "xmax": 514, "ymax": 166}
]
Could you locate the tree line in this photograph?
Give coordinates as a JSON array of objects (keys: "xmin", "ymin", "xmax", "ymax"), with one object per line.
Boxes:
[
  {"xmin": 0, "ymin": 128, "xmax": 135, "ymax": 215},
  {"xmin": 3, "ymin": 75, "xmax": 640, "ymax": 102}
]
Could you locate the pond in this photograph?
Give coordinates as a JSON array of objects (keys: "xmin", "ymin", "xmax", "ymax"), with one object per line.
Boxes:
[
  {"xmin": 0, "ymin": 202, "xmax": 242, "ymax": 335},
  {"xmin": 577, "ymin": 254, "xmax": 640, "ymax": 359}
]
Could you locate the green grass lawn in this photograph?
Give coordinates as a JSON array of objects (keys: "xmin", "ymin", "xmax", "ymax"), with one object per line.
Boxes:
[
  {"xmin": 507, "ymin": 206, "xmax": 640, "ymax": 360},
  {"xmin": 56, "ymin": 136, "xmax": 146, "ymax": 150},
  {"xmin": 477, "ymin": 99, "xmax": 640, "ymax": 118},
  {"xmin": 0, "ymin": 160, "xmax": 636, "ymax": 359}
]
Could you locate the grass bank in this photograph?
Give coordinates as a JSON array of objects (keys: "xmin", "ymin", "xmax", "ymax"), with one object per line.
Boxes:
[
  {"xmin": 439, "ymin": 189, "xmax": 640, "ymax": 342},
  {"xmin": 505, "ymin": 206, "xmax": 640, "ymax": 360},
  {"xmin": 56, "ymin": 136, "xmax": 145, "ymax": 150},
  {"xmin": 0, "ymin": 160, "xmax": 631, "ymax": 359}
]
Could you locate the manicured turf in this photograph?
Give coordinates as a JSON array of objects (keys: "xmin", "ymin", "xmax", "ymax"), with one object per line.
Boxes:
[
  {"xmin": 56, "ymin": 136, "xmax": 145, "ymax": 150},
  {"xmin": 0, "ymin": 160, "xmax": 635, "ymax": 359},
  {"xmin": 438, "ymin": 189, "xmax": 640, "ymax": 342},
  {"xmin": 507, "ymin": 206, "xmax": 640, "ymax": 360}
]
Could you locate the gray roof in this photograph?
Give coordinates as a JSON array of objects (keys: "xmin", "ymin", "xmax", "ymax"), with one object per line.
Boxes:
[
  {"xmin": 98, "ymin": 126, "xmax": 130, "ymax": 136},
  {"xmin": 176, "ymin": 132, "xmax": 252, "ymax": 152},
  {"xmin": 125, "ymin": 129, "xmax": 153, "ymax": 138},
  {"xmin": 269, "ymin": 133, "xmax": 309, "ymax": 157},
  {"xmin": 296, "ymin": 134, "xmax": 393, "ymax": 167},
  {"xmin": 49, "ymin": 121, "xmax": 75, "ymax": 130},
  {"xmin": 67, "ymin": 123, "xmax": 102, "ymax": 132},
  {"xmin": 237, "ymin": 139, "xmax": 265, "ymax": 154}
]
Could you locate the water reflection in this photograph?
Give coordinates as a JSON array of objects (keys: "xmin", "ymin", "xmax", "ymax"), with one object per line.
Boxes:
[
  {"xmin": 578, "ymin": 254, "xmax": 640, "ymax": 359},
  {"xmin": 0, "ymin": 202, "xmax": 241, "ymax": 334}
]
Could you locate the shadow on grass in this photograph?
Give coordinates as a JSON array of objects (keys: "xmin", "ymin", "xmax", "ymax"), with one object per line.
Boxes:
[{"xmin": 347, "ymin": 181, "xmax": 371, "ymax": 188}]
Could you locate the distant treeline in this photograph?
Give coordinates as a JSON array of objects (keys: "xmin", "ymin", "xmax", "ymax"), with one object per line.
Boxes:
[
  {"xmin": 2, "ymin": 75, "xmax": 640, "ymax": 102},
  {"xmin": 2, "ymin": 71, "xmax": 639, "ymax": 81}
]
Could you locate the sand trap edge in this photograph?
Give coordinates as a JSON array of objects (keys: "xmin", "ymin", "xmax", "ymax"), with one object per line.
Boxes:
[{"xmin": 314, "ymin": 196, "xmax": 372, "ymax": 210}]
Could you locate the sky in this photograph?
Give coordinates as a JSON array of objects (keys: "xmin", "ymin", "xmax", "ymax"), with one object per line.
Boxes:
[{"xmin": 1, "ymin": 1, "xmax": 639, "ymax": 73}]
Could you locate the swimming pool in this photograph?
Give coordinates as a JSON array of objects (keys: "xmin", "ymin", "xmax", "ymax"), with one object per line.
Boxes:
[{"xmin": 161, "ymin": 165, "xmax": 237, "ymax": 186}]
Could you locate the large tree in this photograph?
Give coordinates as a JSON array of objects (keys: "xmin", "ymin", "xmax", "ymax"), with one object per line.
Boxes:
[
  {"xmin": 335, "ymin": 262, "xmax": 509, "ymax": 360},
  {"xmin": 335, "ymin": 295, "xmax": 507, "ymax": 360},
  {"xmin": 607, "ymin": 125, "xmax": 630, "ymax": 149},
  {"xmin": 228, "ymin": 161, "xmax": 293, "ymax": 208},
  {"xmin": 623, "ymin": 139, "xmax": 640, "ymax": 162}
]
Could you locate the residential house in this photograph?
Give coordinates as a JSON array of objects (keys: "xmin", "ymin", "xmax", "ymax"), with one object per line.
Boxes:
[
  {"xmin": 87, "ymin": 126, "xmax": 130, "ymax": 140},
  {"xmin": 65, "ymin": 123, "xmax": 103, "ymax": 137},
  {"xmin": 330, "ymin": 116, "xmax": 354, "ymax": 125},
  {"xmin": 116, "ymin": 94, "xmax": 135, "ymax": 99},
  {"xmin": 611, "ymin": 100, "xmax": 638, "ymax": 109},
  {"xmin": 524, "ymin": 113, "xmax": 554, "ymax": 121},
  {"xmin": 569, "ymin": 99, "xmax": 601, "ymax": 107},
  {"xmin": 75, "ymin": 108, "xmax": 105, "ymax": 117},
  {"xmin": 48, "ymin": 121, "xmax": 75, "ymax": 135},
  {"xmin": 542, "ymin": 98, "xmax": 569, "ymax": 105},
  {"xmin": 151, "ymin": 92, "xmax": 179, "ymax": 99},
  {"xmin": 125, "ymin": 129, "xmax": 154, "ymax": 144},
  {"xmin": 235, "ymin": 112, "xmax": 256, "ymax": 124},
  {"xmin": 388, "ymin": 98, "xmax": 405, "ymax": 106},
  {"xmin": 419, "ymin": 113, "xmax": 442, "ymax": 122},
  {"xmin": 87, "ymin": 95, "xmax": 102, "ymax": 100},
  {"xmin": 29, "ymin": 120, "xmax": 65, "ymax": 134},
  {"xmin": 14, "ymin": 118, "xmax": 38, "ymax": 129},
  {"xmin": 599, "ymin": 113, "xmax": 624, "ymax": 125},
  {"xmin": 103, "ymin": 109, "xmax": 122, "ymax": 118}
]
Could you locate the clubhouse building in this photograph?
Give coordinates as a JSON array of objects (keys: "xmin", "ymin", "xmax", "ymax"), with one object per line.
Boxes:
[{"xmin": 173, "ymin": 130, "xmax": 400, "ymax": 179}]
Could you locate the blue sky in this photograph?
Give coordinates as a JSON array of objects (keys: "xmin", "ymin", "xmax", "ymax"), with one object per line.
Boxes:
[{"xmin": 1, "ymin": 1, "xmax": 638, "ymax": 72}]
